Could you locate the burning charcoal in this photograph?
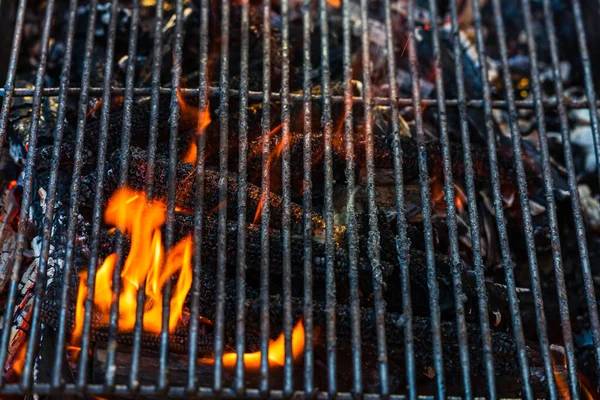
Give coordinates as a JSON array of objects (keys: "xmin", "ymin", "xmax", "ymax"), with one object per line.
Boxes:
[
  {"xmin": 95, "ymin": 146, "xmax": 331, "ymax": 235},
  {"xmin": 93, "ymin": 207, "xmax": 516, "ymax": 334},
  {"xmin": 35, "ymin": 94, "xmax": 199, "ymax": 171}
]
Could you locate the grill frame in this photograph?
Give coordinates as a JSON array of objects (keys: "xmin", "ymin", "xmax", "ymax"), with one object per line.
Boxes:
[{"xmin": 0, "ymin": 0, "xmax": 598, "ymax": 398}]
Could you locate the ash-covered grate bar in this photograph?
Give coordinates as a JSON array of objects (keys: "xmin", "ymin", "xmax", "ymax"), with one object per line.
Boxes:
[
  {"xmin": 447, "ymin": 0, "xmax": 497, "ymax": 397},
  {"xmin": 128, "ymin": 0, "xmax": 166, "ymax": 390},
  {"xmin": 76, "ymin": 0, "xmax": 120, "ymax": 390},
  {"xmin": 342, "ymin": 0, "xmax": 364, "ymax": 395},
  {"xmin": 0, "ymin": 0, "xmax": 53, "ymax": 389},
  {"xmin": 103, "ymin": 0, "xmax": 141, "ymax": 390}
]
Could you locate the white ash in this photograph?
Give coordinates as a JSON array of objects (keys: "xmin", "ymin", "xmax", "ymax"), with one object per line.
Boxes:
[{"xmin": 578, "ymin": 184, "xmax": 600, "ymax": 233}]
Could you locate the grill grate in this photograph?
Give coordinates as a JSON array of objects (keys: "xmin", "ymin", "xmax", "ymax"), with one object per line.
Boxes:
[{"xmin": 0, "ymin": 0, "xmax": 599, "ymax": 398}]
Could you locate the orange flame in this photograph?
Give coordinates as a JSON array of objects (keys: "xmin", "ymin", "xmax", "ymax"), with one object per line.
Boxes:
[
  {"xmin": 12, "ymin": 339, "xmax": 28, "ymax": 377},
  {"xmin": 252, "ymin": 124, "xmax": 284, "ymax": 224},
  {"xmin": 8, "ymin": 180, "xmax": 17, "ymax": 190},
  {"xmin": 551, "ymin": 346, "xmax": 599, "ymax": 400},
  {"xmin": 200, "ymin": 320, "xmax": 305, "ymax": 372},
  {"xmin": 72, "ymin": 188, "xmax": 194, "ymax": 344},
  {"xmin": 327, "ymin": 0, "xmax": 341, "ymax": 7},
  {"xmin": 179, "ymin": 89, "xmax": 211, "ymax": 164}
]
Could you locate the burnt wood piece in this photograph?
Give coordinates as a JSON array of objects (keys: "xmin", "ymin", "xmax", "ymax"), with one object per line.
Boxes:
[
  {"xmin": 95, "ymin": 146, "xmax": 331, "ymax": 235},
  {"xmin": 242, "ymin": 127, "xmax": 525, "ymax": 192},
  {"xmin": 93, "ymin": 211, "xmax": 514, "ymax": 333},
  {"xmin": 35, "ymin": 95, "xmax": 200, "ymax": 171},
  {"xmin": 60, "ymin": 292, "xmax": 545, "ymax": 396}
]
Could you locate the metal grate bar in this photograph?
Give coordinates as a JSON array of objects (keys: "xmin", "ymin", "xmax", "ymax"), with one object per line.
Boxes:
[
  {"xmin": 213, "ymin": 0, "xmax": 231, "ymax": 392},
  {"xmin": 18, "ymin": 0, "xmax": 76, "ymax": 390},
  {"xmin": 518, "ymin": 0, "xmax": 580, "ymax": 396},
  {"xmin": 488, "ymin": 0, "xmax": 558, "ymax": 397},
  {"xmin": 189, "ymin": 0, "xmax": 210, "ymax": 392},
  {"xmin": 426, "ymin": 0, "xmax": 473, "ymax": 396},
  {"xmin": 234, "ymin": 0, "xmax": 249, "ymax": 392},
  {"xmin": 383, "ymin": 0, "xmax": 417, "ymax": 398},
  {"xmin": 318, "ymin": 0, "xmax": 338, "ymax": 394},
  {"xmin": 406, "ymin": 0, "xmax": 445, "ymax": 397},
  {"xmin": 258, "ymin": 0, "xmax": 272, "ymax": 392},
  {"xmin": 342, "ymin": 0, "xmax": 363, "ymax": 395},
  {"xmin": 570, "ymin": 0, "xmax": 600, "ymax": 185},
  {"xmin": 360, "ymin": 0, "xmax": 389, "ymax": 395},
  {"xmin": 279, "ymin": 0, "xmax": 294, "ymax": 395},
  {"xmin": 0, "ymin": 0, "xmax": 26, "ymax": 157},
  {"xmin": 9, "ymin": 84, "xmax": 600, "ymax": 107},
  {"xmin": 569, "ymin": 0, "xmax": 600, "ymax": 378},
  {"xmin": 448, "ymin": 0, "xmax": 497, "ymax": 397},
  {"xmin": 50, "ymin": 0, "xmax": 99, "ymax": 389},
  {"xmin": 104, "ymin": 0, "xmax": 140, "ymax": 390},
  {"xmin": 301, "ymin": 0, "xmax": 314, "ymax": 396},
  {"xmin": 158, "ymin": 0, "xmax": 186, "ymax": 391},
  {"xmin": 5, "ymin": 86, "xmax": 600, "ymax": 110},
  {"xmin": 544, "ymin": 0, "xmax": 600, "ymax": 387},
  {"xmin": 76, "ymin": 0, "xmax": 120, "ymax": 389},
  {"xmin": 0, "ymin": 0, "xmax": 51, "ymax": 389},
  {"xmin": 128, "ymin": 0, "xmax": 165, "ymax": 390},
  {"xmin": 469, "ymin": 0, "xmax": 534, "ymax": 397}
]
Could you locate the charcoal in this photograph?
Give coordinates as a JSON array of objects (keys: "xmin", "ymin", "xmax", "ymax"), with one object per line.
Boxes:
[
  {"xmin": 35, "ymin": 94, "xmax": 200, "ymax": 171},
  {"xmin": 94, "ymin": 146, "xmax": 331, "ymax": 236},
  {"xmin": 92, "ymin": 210, "xmax": 516, "ymax": 334}
]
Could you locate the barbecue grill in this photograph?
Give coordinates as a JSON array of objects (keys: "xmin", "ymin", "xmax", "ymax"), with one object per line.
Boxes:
[{"xmin": 0, "ymin": 0, "xmax": 599, "ymax": 398}]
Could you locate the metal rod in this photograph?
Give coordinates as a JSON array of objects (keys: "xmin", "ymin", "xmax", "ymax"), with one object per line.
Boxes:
[
  {"xmin": 301, "ymin": 0, "xmax": 315, "ymax": 395},
  {"xmin": 0, "ymin": 0, "xmax": 26, "ymax": 159},
  {"xmin": 51, "ymin": 0, "xmax": 99, "ymax": 389},
  {"xmin": 188, "ymin": 0, "xmax": 210, "ymax": 393},
  {"xmin": 426, "ymin": 0, "xmax": 472, "ymax": 396},
  {"xmin": 3, "ymin": 87, "xmax": 599, "ymax": 110},
  {"xmin": 544, "ymin": 0, "xmax": 600, "ymax": 390},
  {"xmin": 0, "ymin": 0, "xmax": 52, "ymax": 389},
  {"xmin": 76, "ymin": 0, "xmax": 120, "ymax": 389},
  {"xmin": 360, "ymin": 0, "xmax": 389, "ymax": 395},
  {"xmin": 129, "ymin": 0, "xmax": 165, "ymax": 390},
  {"xmin": 234, "ymin": 0, "xmax": 250, "ymax": 393},
  {"xmin": 157, "ymin": 0, "xmax": 185, "ymax": 391},
  {"xmin": 488, "ymin": 0, "xmax": 557, "ymax": 395},
  {"xmin": 259, "ymin": 0, "xmax": 273, "ymax": 392},
  {"xmin": 213, "ymin": 0, "xmax": 231, "ymax": 392},
  {"xmin": 406, "ymin": 0, "xmax": 444, "ymax": 397},
  {"xmin": 469, "ymin": 0, "xmax": 534, "ymax": 397},
  {"xmin": 448, "ymin": 0, "xmax": 497, "ymax": 397},
  {"xmin": 342, "ymin": 0, "xmax": 363, "ymax": 395},
  {"xmin": 279, "ymin": 0, "xmax": 294, "ymax": 395},
  {"xmin": 104, "ymin": 0, "xmax": 141, "ymax": 390},
  {"xmin": 318, "ymin": 0, "xmax": 337, "ymax": 394},
  {"xmin": 382, "ymin": 0, "xmax": 417, "ymax": 397},
  {"xmin": 518, "ymin": 0, "xmax": 580, "ymax": 396}
]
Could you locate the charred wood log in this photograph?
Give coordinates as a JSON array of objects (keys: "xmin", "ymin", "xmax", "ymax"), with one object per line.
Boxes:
[{"xmin": 93, "ymin": 146, "xmax": 331, "ymax": 236}]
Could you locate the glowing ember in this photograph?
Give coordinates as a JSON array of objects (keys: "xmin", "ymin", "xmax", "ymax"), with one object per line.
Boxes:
[
  {"xmin": 200, "ymin": 320, "xmax": 305, "ymax": 371},
  {"xmin": 179, "ymin": 89, "xmax": 211, "ymax": 164},
  {"xmin": 72, "ymin": 188, "xmax": 194, "ymax": 344},
  {"xmin": 12, "ymin": 340, "xmax": 27, "ymax": 377}
]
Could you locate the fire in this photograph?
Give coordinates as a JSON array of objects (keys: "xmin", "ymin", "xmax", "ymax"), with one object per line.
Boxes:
[
  {"xmin": 12, "ymin": 340, "xmax": 27, "ymax": 377},
  {"xmin": 551, "ymin": 345, "xmax": 599, "ymax": 400},
  {"xmin": 72, "ymin": 188, "xmax": 194, "ymax": 344},
  {"xmin": 8, "ymin": 180, "xmax": 17, "ymax": 190},
  {"xmin": 200, "ymin": 320, "xmax": 305, "ymax": 372},
  {"xmin": 327, "ymin": 0, "xmax": 341, "ymax": 7},
  {"xmin": 252, "ymin": 124, "xmax": 284, "ymax": 224},
  {"xmin": 178, "ymin": 89, "xmax": 211, "ymax": 164}
]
